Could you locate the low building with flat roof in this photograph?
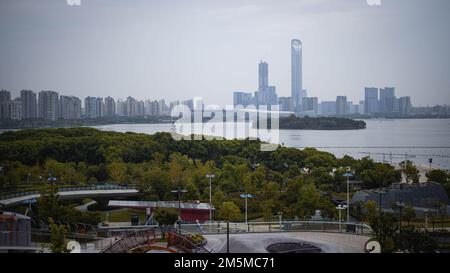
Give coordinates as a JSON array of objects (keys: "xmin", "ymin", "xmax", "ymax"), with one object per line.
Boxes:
[{"xmin": 108, "ymin": 200, "xmax": 214, "ymax": 223}]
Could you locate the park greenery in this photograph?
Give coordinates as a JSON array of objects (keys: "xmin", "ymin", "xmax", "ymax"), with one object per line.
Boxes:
[
  {"xmin": 48, "ymin": 217, "xmax": 69, "ymax": 253},
  {"xmin": 0, "ymin": 127, "xmax": 407, "ymax": 222},
  {"xmin": 346, "ymin": 200, "xmax": 439, "ymax": 253},
  {"xmin": 278, "ymin": 115, "xmax": 366, "ymax": 130}
]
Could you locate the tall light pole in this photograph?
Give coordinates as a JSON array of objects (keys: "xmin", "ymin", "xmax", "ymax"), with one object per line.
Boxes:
[
  {"xmin": 343, "ymin": 171, "xmax": 353, "ymax": 224},
  {"xmin": 336, "ymin": 204, "xmax": 347, "ymax": 233},
  {"xmin": 240, "ymin": 193, "xmax": 254, "ymax": 230},
  {"xmin": 171, "ymin": 187, "xmax": 188, "ymax": 219},
  {"xmin": 206, "ymin": 174, "xmax": 215, "ymax": 222},
  {"xmin": 396, "ymin": 201, "xmax": 405, "ymax": 232}
]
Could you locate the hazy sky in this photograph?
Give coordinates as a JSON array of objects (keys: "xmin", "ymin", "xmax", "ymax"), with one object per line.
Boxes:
[{"xmin": 1, "ymin": 0, "xmax": 450, "ymax": 106}]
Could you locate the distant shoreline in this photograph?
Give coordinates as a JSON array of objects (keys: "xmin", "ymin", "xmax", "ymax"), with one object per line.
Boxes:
[{"xmin": 1, "ymin": 116, "xmax": 449, "ymax": 131}]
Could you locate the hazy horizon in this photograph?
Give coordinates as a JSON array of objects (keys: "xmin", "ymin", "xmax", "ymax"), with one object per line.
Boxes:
[{"xmin": 1, "ymin": 0, "xmax": 450, "ymax": 106}]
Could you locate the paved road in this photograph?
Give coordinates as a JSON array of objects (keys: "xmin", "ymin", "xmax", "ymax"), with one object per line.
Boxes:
[
  {"xmin": 74, "ymin": 200, "xmax": 97, "ymax": 212},
  {"xmin": 204, "ymin": 232, "xmax": 370, "ymax": 253}
]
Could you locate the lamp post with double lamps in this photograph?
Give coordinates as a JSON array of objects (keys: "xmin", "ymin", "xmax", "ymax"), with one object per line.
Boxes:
[
  {"xmin": 336, "ymin": 204, "xmax": 347, "ymax": 233},
  {"xmin": 240, "ymin": 193, "xmax": 254, "ymax": 231},
  {"xmin": 343, "ymin": 171, "xmax": 353, "ymax": 224}
]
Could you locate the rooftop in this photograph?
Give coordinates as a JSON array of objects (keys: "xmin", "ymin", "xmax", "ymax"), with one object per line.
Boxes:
[{"xmin": 108, "ymin": 200, "xmax": 214, "ymax": 210}]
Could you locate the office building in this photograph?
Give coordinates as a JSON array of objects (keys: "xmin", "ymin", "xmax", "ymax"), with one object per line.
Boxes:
[
  {"xmin": 278, "ymin": 97, "xmax": 292, "ymax": 112},
  {"xmin": 364, "ymin": 87, "xmax": 379, "ymax": 115},
  {"xmin": 259, "ymin": 61, "xmax": 269, "ymax": 91},
  {"xmin": 379, "ymin": 87, "xmax": 396, "ymax": 113},
  {"xmin": 302, "ymin": 97, "xmax": 318, "ymax": 115},
  {"xmin": 291, "ymin": 39, "xmax": 303, "ymax": 112},
  {"xmin": 336, "ymin": 96, "xmax": 348, "ymax": 116},
  {"xmin": 233, "ymin": 92, "xmax": 253, "ymax": 107},
  {"xmin": 320, "ymin": 101, "xmax": 337, "ymax": 116},
  {"xmin": 398, "ymin": 96, "xmax": 412, "ymax": 116}
]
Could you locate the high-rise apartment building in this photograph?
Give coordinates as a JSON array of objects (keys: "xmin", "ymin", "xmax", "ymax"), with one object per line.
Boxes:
[
  {"xmin": 20, "ymin": 90, "xmax": 37, "ymax": 119},
  {"xmin": 0, "ymin": 90, "xmax": 11, "ymax": 119},
  {"xmin": 85, "ymin": 97, "xmax": 103, "ymax": 119},
  {"xmin": 104, "ymin": 96, "xmax": 116, "ymax": 117},
  {"xmin": 38, "ymin": 91, "xmax": 59, "ymax": 121},
  {"xmin": 59, "ymin": 96, "xmax": 81, "ymax": 120},
  {"xmin": 126, "ymin": 96, "xmax": 136, "ymax": 117}
]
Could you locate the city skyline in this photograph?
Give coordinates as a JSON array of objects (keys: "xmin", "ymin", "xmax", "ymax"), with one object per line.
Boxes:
[{"xmin": 1, "ymin": 0, "xmax": 450, "ymax": 106}]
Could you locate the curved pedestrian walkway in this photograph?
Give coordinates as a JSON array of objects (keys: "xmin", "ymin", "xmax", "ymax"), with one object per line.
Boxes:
[{"xmin": 204, "ymin": 232, "xmax": 371, "ymax": 253}]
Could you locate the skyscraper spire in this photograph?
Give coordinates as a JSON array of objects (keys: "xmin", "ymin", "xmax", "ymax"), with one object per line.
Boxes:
[{"xmin": 291, "ymin": 39, "xmax": 302, "ymax": 113}]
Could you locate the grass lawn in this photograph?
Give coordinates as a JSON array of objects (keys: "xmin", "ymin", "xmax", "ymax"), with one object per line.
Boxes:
[{"xmin": 100, "ymin": 209, "xmax": 147, "ymax": 223}]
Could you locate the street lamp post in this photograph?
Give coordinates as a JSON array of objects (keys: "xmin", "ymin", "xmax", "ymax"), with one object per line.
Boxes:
[
  {"xmin": 343, "ymin": 171, "xmax": 353, "ymax": 224},
  {"xmin": 206, "ymin": 174, "xmax": 215, "ymax": 222},
  {"xmin": 47, "ymin": 174, "xmax": 58, "ymax": 217},
  {"xmin": 240, "ymin": 193, "xmax": 254, "ymax": 231},
  {"xmin": 336, "ymin": 204, "xmax": 347, "ymax": 233},
  {"xmin": 277, "ymin": 211, "xmax": 283, "ymax": 231},
  {"xmin": 171, "ymin": 186, "xmax": 188, "ymax": 219},
  {"xmin": 396, "ymin": 201, "xmax": 405, "ymax": 232}
]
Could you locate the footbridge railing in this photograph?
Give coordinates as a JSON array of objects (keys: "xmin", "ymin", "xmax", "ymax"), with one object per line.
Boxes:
[
  {"xmin": 100, "ymin": 227, "xmax": 211, "ymax": 253},
  {"xmin": 179, "ymin": 221, "xmax": 373, "ymax": 236}
]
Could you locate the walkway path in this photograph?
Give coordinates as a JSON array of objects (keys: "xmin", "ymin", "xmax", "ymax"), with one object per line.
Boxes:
[{"xmin": 204, "ymin": 232, "xmax": 370, "ymax": 253}]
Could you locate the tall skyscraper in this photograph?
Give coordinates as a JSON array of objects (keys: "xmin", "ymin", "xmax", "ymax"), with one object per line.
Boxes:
[
  {"xmin": 255, "ymin": 61, "xmax": 278, "ymax": 107},
  {"xmin": 20, "ymin": 90, "xmax": 37, "ymax": 119},
  {"xmin": 59, "ymin": 96, "xmax": 81, "ymax": 120},
  {"xmin": 259, "ymin": 61, "xmax": 269, "ymax": 91},
  {"xmin": 104, "ymin": 96, "xmax": 116, "ymax": 117},
  {"xmin": 38, "ymin": 90, "xmax": 59, "ymax": 121},
  {"xmin": 291, "ymin": 39, "xmax": 303, "ymax": 112},
  {"xmin": 364, "ymin": 87, "xmax": 379, "ymax": 115},
  {"xmin": 336, "ymin": 96, "xmax": 348, "ymax": 116}
]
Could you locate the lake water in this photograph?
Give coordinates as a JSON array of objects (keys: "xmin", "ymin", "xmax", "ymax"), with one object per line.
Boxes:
[{"xmin": 87, "ymin": 119, "xmax": 450, "ymax": 170}]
